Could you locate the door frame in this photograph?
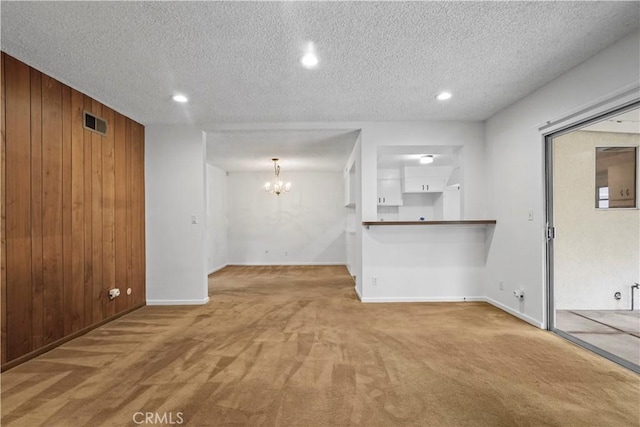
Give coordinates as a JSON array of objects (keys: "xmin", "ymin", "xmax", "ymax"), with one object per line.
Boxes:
[{"xmin": 543, "ymin": 98, "xmax": 640, "ymax": 373}]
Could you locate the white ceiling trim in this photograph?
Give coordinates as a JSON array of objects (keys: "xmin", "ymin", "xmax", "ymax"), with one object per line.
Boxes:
[{"xmin": 206, "ymin": 128, "xmax": 360, "ymax": 172}]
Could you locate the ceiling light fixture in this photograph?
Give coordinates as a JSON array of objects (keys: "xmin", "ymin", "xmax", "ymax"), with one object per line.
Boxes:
[
  {"xmin": 420, "ymin": 155, "xmax": 434, "ymax": 164},
  {"xmin": 172, "ymin": 94, "xmax": 188, "ymax": 103},
  {"xmin": 436, "ymin": 91, "xmax": 452, "ymax": 101},
  {"xmin": 300, "ymin": 41, "xmax": 319, "ymax": 69},
  {"xmin": 300, "ymin": 52, "xmax": 318, "ymax": 68},
  {"xmin": 264, "ymin": 158, "xmax": 291, "ymax": 196}
]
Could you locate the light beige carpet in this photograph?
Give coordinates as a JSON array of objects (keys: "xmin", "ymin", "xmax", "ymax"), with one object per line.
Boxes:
[{"xmin": 1, "ymin": 265, "xmax": 639, "ymax": 426}]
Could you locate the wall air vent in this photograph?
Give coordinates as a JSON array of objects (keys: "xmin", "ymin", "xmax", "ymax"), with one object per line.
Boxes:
[{"xmin": 83, "ymin": 111, "xmax": 108, "ymax": 136}]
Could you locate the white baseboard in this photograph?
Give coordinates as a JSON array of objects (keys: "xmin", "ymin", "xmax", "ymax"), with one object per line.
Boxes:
[
  {"xmin": 354, "ymin": 285, "xmax": 363, "ymax": 301},
  {"xmin": 360, "ymin": 296, "xmax": 485, "ymax": 303},
  {"xmin": 208, "ymin": 264, "xmax": 227, "ymax": 275},
  {"xmin": 203, "ymin": 264, "xmax": 544, "ymax": 329},
  {"xmin": 356, "ymin": 295, "xmax": 543, "ymax": 328},
  {"xmin": 228, "ymin": 262, "xmax": 346, "ymax": 266},
  {"xmin": 147, "ymin": 297, "xmax": 210, "ymax": 306},
  {"xmin": 484, "ymin": 297, "xmax": 543, "ymax": 328}
]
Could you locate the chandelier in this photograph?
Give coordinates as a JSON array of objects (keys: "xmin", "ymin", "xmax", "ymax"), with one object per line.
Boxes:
[{"xmin": 264, "ymin": 158, "xmax": 291, "ymax": 196}]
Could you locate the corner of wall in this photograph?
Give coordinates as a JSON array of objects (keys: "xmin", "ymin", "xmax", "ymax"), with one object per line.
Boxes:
[{"xmin": 145, "ymin": 125, "xmax": 208, "ymax": 304}]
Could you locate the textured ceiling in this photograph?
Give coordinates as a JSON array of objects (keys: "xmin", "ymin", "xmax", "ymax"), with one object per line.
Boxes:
[
  {"xmin": 206, "ymin": 129, "xmax": 359, "ymax": 172},
  {"xmin": 377, "ymin": 145, "xmax": 460, "ymax": 170},
  {"xmin": 3, "ymin": 2, "xmax": 639, "ymax": 173},
  {"xmin": 2, "ymin": 1, "xmax": 639, "ymax": 126},
  {"xmin": 583, "ymin": 108, "xmax": 640, "ymax": 134}
]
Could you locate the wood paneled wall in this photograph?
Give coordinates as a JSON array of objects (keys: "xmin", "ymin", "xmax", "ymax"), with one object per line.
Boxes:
[{"xmin": 0, "ymin": 53, "xmax": 146, "ymax": 367}]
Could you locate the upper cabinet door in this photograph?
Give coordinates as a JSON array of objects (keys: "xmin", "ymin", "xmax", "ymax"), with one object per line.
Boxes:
[
  {"xmin": 402, "ymin": 166, "xmax": 452, "ymax": 193},
  {"xmin": 403, "ymin": 166, "xmax": 453, "ymax": 179},
  {"xmin": 608, "ymin": 162, "xmax": 635, "ymax": 205},
  {"xmin": 403, "ymin": 176, "xmax": 447, "ymax": 193}
]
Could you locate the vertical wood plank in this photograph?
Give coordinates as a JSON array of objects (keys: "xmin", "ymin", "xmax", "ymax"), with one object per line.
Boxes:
[
  {"xmin": 102, "ymin": 107, "xmax": 116, "ymax": 317},
  {"xmin": 130, "ymin": 122, "xmax": 144, "ymax": 306},
  {"xmin": 113, "ymin": 112, "xmax": 127, "ymax": 314},
  {"xmin": 1, "ymin": 53, "xmax": 7, "ymax": 364},
  {"xmin": 91, "ymin": 99, "xmax": 103, "ymax": 323},
  {"xmin": 1, "ymin": 54, "xmax": 145, "ymax": 366},
  {"xmin": 30, "ymin": 68, "xmax": 44, "ymax": 350},
  {"xmin": 70, "ymin": 89, "xmax": 85, "ymax": 332},
  {"xmin": 41, "ymin": 74, "xmax": 64, "ymax": 345},
  {"xmin": 125, "ymin": 119, "xmax": 132, "ymax": 309},
  {"xmin": 130, "ymin": 122, "xmax": 139, "ymax": 306},
  {"xmin": 61, "ymin": 85, "xmax": 75, "ymax": 335},
  {"xmin": 83, "ymin": 95, "xmax": 93, "ymax": 327},
  {"xmin": 139, "ymin": 125, "xmax": 146, "ymax": 305},
  {"xmin": 5, "ymin": 55, "xmax": 33, "ymax": 360}
]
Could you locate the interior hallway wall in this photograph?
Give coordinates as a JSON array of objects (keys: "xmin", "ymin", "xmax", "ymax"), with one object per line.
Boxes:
[
  {"xmin": 227, "ymin": 171, "xmax": 346, "ymax": 265},
  {"xmin": 206, "ymin": 163, "xmax": 228, "ymax": 273},
  {"xmin": 145, "ymin": 126, "xmax": 208, "ymax": 305},
  {"xmin": 358, "ymin": 121, "xmax": 488, "ymax": 302}
]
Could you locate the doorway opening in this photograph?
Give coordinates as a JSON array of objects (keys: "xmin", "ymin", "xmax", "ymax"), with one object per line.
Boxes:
[{"xmin": 546, "ymin": 103, "xmax": 640, "ymax": 372}]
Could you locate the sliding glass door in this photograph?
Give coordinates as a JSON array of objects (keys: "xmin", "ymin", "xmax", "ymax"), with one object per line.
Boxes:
[{"xmin": 547, "ymin": 104, "xmax": 640, "ymax": 372}]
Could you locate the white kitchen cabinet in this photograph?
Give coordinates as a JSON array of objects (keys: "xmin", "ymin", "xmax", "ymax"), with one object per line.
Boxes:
[
  {"xmin": 403, "ymin": 176, "xmax": 447, "ymax": 193},
  {"xmin": 377, "ymin": 178, "xmax": 403, "ymax": 206},
  {"xmin": 402, "ymin": 166, "xmax": 453, "ymax": 193},
  {"xmin": 403, "ymin": 166, "xmax": 453, "ymax": 178},
  {"xmin": 608, "ymin": 162, "xmax": 636, "ymax": 208}
]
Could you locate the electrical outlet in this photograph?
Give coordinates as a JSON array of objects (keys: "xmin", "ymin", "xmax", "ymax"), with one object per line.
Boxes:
[
  {"xmin": 191, "ymin": 215, "xmax": 198, "ymax": 224},
  {"xmin": 499, "ymin": 281, "xmax": 504, "ymax": 291},
  {"xmin": 108, "ymin": 288, "xmax": 120, "ymax": 300},
  {"xmin": 527, "ymin": 210, "xmax": 534, "ymax": 221},
  {"xmin": 372, "ymin": 277, "xmax": 378, "ymax": 286}
]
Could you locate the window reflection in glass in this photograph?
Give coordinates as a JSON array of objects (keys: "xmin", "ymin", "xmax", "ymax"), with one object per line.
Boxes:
[{"xmin": 595, "ymin": 147, "xmax": 637, "ymax": 208}]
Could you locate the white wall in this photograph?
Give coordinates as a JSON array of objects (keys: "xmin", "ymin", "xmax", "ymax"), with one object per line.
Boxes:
[
  {"xmin": 145, "ymin": 126, "xmax": 209, "ymax": 305},
  {"xmin": 362, "ymin": 225, "xmax": 488, "ymax": 302},
  {"xmin": 142, "ymin": 30, "xmax": 639, "ymax": 317},
  {"xmin": 484, "ymin": 30, "xmax": 640, "ymax": 327},
  {"xmin": 206, "ymin": 163, "xmax": 228, "ymax": 273},
  {"xmin": 227, "ymin": 171, "xmax": 347, "ymax": 265},
  {"xmin": 554, "ymin": 131, "xmax": 639, "ymax": 310},
  {"xmin": 344, "ymin": 135, "xmax": 363, "ymax": 297},
  {"xmin": 359, "ymin": 122, "xmax": 488, "ymax": 302},
  {"xmin": 361, "ymin": 122, "xmax": 486, "ymax": 222}
]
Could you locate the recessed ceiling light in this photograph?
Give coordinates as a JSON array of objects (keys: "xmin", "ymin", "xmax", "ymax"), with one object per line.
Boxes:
[
  {"xmin": 436, "ymin": 91, "xmax": 452, "ymax": 101},
  {"xmin": 300, "ymin": 41, "xmax": 319, "ymax": 69},
  {"xmin": 172, "ymin": 94, "xmax": 188, "ymax": 103},
  {"xmin": 300, "ymin": 53, "xmax": 319, "ymax": 69},
  {"xmin": 420, "ymin": 155, "xmax": 434, "ymax": 164}
]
